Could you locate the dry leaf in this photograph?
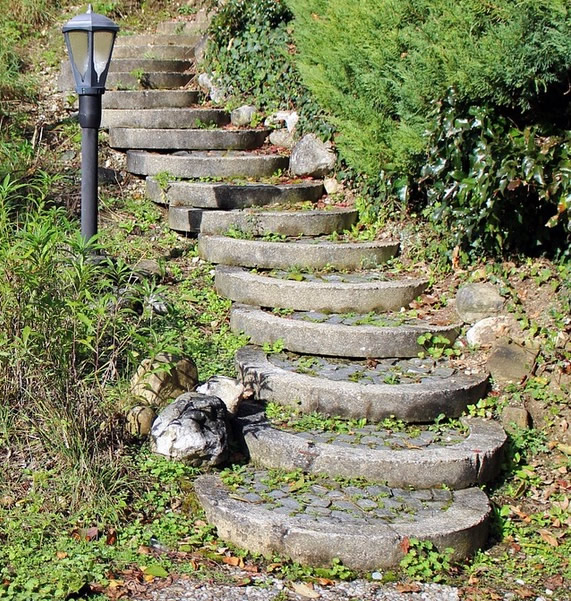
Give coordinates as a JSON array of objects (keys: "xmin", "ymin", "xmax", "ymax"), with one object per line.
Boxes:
[
  {"xmin": 396, "ymin": 582, "xmax": 421, "ymax": 593},
  {"xmin": 316, "ymin": 578, "xmax": 334, "ymax": 586},
  {"xmin": 515, "ymin": 587, "xmax": 534, "ymax": 598},
  {"xmin": 399, "ymin": 537, "xmax": 411, "ymax": 554},
  {"xmin": 56, "ymin": 551, "xmax": 68, "ymax": 560},
  {"xmin": 223, "ymin": 556, "xmax": 244, "ymax": 567},
  {"xmin": 290, "ymin": 582, "xmax": 320, "ymax": 599},
  {"xmin": 106, "ymin": 528, "xmax": 117, "ymax": 546},
  {"xmin": 538, "ymin": 529, "xmax": 559, "ymax": 547}
]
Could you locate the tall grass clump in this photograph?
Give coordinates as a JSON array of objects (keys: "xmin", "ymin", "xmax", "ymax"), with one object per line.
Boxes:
[
  {"xmin": 0, "ymin": 174, "xmax": 181, "ymax": 514},
  {"xmin": 287, "ymin": 0, "xmax": 570, "ymax": 258}
]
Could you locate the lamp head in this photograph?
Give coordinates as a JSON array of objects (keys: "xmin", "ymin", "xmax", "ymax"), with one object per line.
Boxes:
[{"xmin": 62, "ymin": 4, "xmax": 120, "ymax": 95}]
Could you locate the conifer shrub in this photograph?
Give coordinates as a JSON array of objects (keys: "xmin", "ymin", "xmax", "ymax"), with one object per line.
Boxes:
[{"xmin": 287, "ymin": 0, "xmax": 570, "ymax": 257}]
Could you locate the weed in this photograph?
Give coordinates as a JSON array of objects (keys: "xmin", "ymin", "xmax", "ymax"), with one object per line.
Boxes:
[
  {"xmin": 417, "ymin": 332, "xmax": 459, "ymax": 360},
  {"xmin": 399, "ymin": 538, "xmax": 454, "ymax": 583}
]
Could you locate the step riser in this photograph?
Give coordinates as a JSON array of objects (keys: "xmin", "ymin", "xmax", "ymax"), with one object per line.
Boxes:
[
  {"xmin": 115, "ymin": 34, "xmax": 200, "ymax": 47},
  {"xmin": 59, "ymin": 71, "xmax": 193, "ymax": 92},
  {"xmin": 200, "ymin": 236, "xmax": 398, "ymax": 271},
  {"xmin": 168, "ymin": 207, "xmax": 358, "ymax": 236},
  {"xmin": 110, "ymin": 128, "xmax": 269, "ymax": 151},
  {"xmin": 237, "ymin": 347, "xmax": 489, "ymax": 422},
  {"xmin": 147, "ymin": 178, "xmax": 325, "ymax": 209},
  {"xmin": 216, "ymin": 266, "xmax": 428, "ymax": 314},
  {"xmin": 112, "ymin": 46, "xmax": 195, "ymax": 60},
  {"xmin": 102, "ymin": 90, "xmax": 201, "ymax": 109},
  {"xmin": 128, "ymin": 151, "xmax": 289, "ymax": 179},
  {"xmin": 102, "ymin": 109, "xmax": 230, "ymax": 129},
  {"xmin": 238, "ymin": 411, "xmax": 506, "ymax": 489},
  {"xmin": 230, "ymin": 305, "xmax": 459, "ymax": 358},
  {"xmin": 156, "ymin": 21, "xmax": 208, "ymax": 35},
  {"xmin": 195, "ymin": 476, "xmax": 491, "ymax": 569}
]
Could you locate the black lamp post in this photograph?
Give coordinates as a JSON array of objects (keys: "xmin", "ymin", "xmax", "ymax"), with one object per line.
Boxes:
[{"xmin": 63, "ymin": 4, "xmax": 119, "ymax": 242}]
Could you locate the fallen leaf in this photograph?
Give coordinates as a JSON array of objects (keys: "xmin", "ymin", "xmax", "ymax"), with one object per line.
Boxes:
[
  {"xmin": 56, "ymin": 551, "xmax": 68, "ymax": 560},
  {"xmin": 222, "ymin": 556, "xmax": 244, "ymax": 567},
  {"xmin": 316, "ymin": 577, "xmax": 334, "ymax": 586},
  {"xmin": 106, "ymin": 528, "xmax": 117, "ymax": 545},
  {"xmin": 235, "ymin": 577, "xmax": 251, "ymax": 587},
  {"xmin": 515, "ymin": 587, "xmax": 534, "ymax": 598},
  {"xmin": 243, "ymin": 565, "xmax": 259, "ymax": 573},
  {"xmin": 138, "ymin": 545, "xmax": 151, "ymax": 555},
  {"xmin": 266, "ymin": 563, "xmax": 282, "ymax": 572},
  {"xmin": 290, "ymin": 582, "xmax": 320, "ymax": 599},
  {"xmin": 538, "ymin": 529, "xmax": 559, "ymax": 547},
  {"xmin": 396, "ymin": 582, "xmax": 421, "ymax": 593},
  {"xmin": 142, "ymin": 564, "xmax": 169, "ymax": 578},
  {"xmin": 544, "ymin": 575, "xmax": 564, "ymax": 589},
  {"xmin": 399, "ymin": 537, "xmax": 411, "ymax": 554}
]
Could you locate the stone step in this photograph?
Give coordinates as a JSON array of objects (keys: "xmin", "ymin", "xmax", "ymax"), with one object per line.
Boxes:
[
  {"xmin": 215, "ymin": 266, "xmax": 428, "ymax": 313},
  {"xmin": 59, "ymin": 69, "xmax": 193, "ymax": 92},
  {"xmin": 102, "ymin": 108, "xmax": 229, "ymax": 129},
  {"xmin": 102, "ymin": 90, "xmax": 201, "ymax": 109},
  {"xmin": 147, "ymin": 177, "xmax": 324, "ymax": 209},
  {"xmin": 236, "ymin": 404, "xmax": 506, "ymax": 489},
  {"xmin": 199, "ymin": 235, "xmax": 399, "ymax": 271},
  {"xmin": 115, "ymin": 33, "xmax": 200, "ymax": 47},
  {"xmin": 168, "ymin": 206, "xmax": 358, "ymax": 235},
  {"xmin": 230, "ymin": 304, "xmax": 461, "ymax": 358},
  {"xmin": 156, "ymin": 19, "xmax": 208, "ymax": 35},
  {"xmin": 195, "ymin": 469, "xmax": 491, "ymax": 569},
  {"xmin": 237, "ymin": 346, "xmax": 489, "ymax": 422},
  {"xmin": 109, "ymin": 128, "xmax": 269, "ymax": 151},
  {"xmin": 127, "ymin": 150, "xmax": 289, "ymax": 179},
  {"xmin": 112, "ymin": 44, "xmax": 195, "ymax": 60}
]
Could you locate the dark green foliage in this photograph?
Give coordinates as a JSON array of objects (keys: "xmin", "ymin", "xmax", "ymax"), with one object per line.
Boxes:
[
  {"xmin": 287, "ymin": 0, "xmax": 570, "ymax": 257},
  {"xmin": 419, "ymin": 93, "xmax": 570, "ymax": 259}
]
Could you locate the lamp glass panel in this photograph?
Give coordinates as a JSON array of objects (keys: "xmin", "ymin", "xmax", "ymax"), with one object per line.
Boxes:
[
  {"xmin": 93, "ymin": 31, "xmax": 115, "ymax": 80},
  {"xmin": 68, "ymin": 30, "xmax": 89, "ymax": 81}
]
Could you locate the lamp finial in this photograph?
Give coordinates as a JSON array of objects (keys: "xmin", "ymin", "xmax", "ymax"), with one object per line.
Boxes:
[{"xmin": 87, "ymin": 4, "xmax": 93, "ymax": 13}]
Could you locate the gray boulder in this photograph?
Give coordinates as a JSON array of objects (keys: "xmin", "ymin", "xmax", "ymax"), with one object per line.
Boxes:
[
  {"xmin": 466, "ymin": 315, "xmax": 522, "ymax": 347},
  {"xmin": 269, "ymin": 128, "xmax": 295, "ymax": 149},
  {"xmin": 487, "ymin": 341, "xmax": 537, "ymax": 385},
  {"xmin": 456, "ymin": 283, "xmax": 504, "ymax": 323},
  {"xmin": 150, "ymin": 393, "xmax": 229, "ymax": 466},
  {"xmin": 290, "ymin": 134, "xmax": 336, "ymax": 177},
  {"xmin": 231, "ymin": 105, "xmax": 257, "ymax": 127}
]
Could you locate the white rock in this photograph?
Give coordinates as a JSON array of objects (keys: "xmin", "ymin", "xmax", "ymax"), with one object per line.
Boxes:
[
  {"xmin": 466, "ymin": 315, "xmax": 522, "ymax": 347},
  {"xmin": 265, "ymin": 110, "xmax": 299, "ymax": 132},
  {"xmin": 196, "ymin": 376, "xmax": 244, "ymax": 415},
  {"xmin": 324, "ymin": 177, "xmax": 342, "ymax": 194}
]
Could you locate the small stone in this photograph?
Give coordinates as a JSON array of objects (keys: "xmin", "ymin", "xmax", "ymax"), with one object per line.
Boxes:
[
  {"xmin": 265, "ymin": 110, "xmax": 298, "ymax": 132},
  {"xmin": 135, "ymin": 258, "xmax": 163, "ymax": 280},
  {"xmin": 502, "ymin": 406, "xmax": 530, "ymax": 433},
  {"xmin": 466, "ymin": 315, "xmax": 522, "ymax": 347},
  {"xmin": 290, "ymin": 134, "xmax": 336, "ymax": 177},
  {"xmin": 269, "ymin": 129, "xmax": 295, "ymax": 148},
  {"xmin": 195, "ymin": 375, "xmax": 244, "ymax": 415},
  {"xmin": 487, "ymin": 341, "xmax": 537, "ymax": 384},
  {"xmin": 230, "ymin": 105, "xmax": 257, "ymax": 127},
  {"xmin": 126, "ymin": 405, "xmax": 156, "ymax": 437},
  {"xmin": 60, "ymin": 150, "xmax": 76, "ymax": 162},
  {"xmin": 197, "ymin": 72, "xmax": 225, "ymax": 103},
  {"xmin": 130, "ymin": 353, "xmax": 198, "ymax": 407},
  {"xmin": 456, "ymin": 283, "xmax": 504, "ymax": 323},
  {"xmin": 150, "ymin": 392, "xmax": 229, "ymax": 466},
  {"xmin": 323, "ymin": 177, "xmax": 341, "ymax": 194}
]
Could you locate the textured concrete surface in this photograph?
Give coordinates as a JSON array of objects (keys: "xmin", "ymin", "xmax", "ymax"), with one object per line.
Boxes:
[
  {"xmin": 102, "ymin": 90, "xmax": 200, "ymax": 109},
  {"xmin": 236, "ymin": 346, "xmax": 489, "ymax": 422},
  {"xmin": 230, "ymin": 304, "xmax": 459, "ymax": 357},
  {"xmin": 147, "ymin": 177, "xmax": 324, "ymax": 209},
  {"xmin": 198, "ymin": 235, "xmax": 398, "ymax": 271},
  {"xmin": 102, "ymin": 108, "xmax": 229, "ymax": 129},
  {"xmin": 169, "ymin": 206, "xmax": 358, "ymax": 235},
  {"xmin": 128, "ymin": 150, "xmax": 289, "ymax": 178},
  {"xmin": 112, "ymin": 44, "xmax": 195, "ymax": 60},
  {"xmin": 236, "ymin": 405, "xmax": 506, "ymax": 489},
  {"xmin": 110, "ymin": 128, "xmax": 269, "ymax": 150},
  {"xmin": 115, "ymin": 33, "xmax": 200, "ymax": 47},
  {"xmin": 59, "ymin": 69, "xmax": 192, "ymax": 91},
  {"xmin": 215, "ymin": 266, "xmax": 428, "ymax": 313},
  {"xmin": 195, "ymin": 474, "xmax": 491, "ymax": 569}
]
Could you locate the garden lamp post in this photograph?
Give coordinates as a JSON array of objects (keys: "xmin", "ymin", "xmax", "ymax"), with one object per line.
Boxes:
[{"xmin": 63, "ymin": 4, "xmax": 119, "ymax": 242}]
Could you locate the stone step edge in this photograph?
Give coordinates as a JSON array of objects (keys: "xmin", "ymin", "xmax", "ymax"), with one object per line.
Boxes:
[
  {"xmin": 101, "ymin": 108, "xmax": 230, "ymax": 129},
  {"xmin": 195, "ymin": 475, "xmax": 491, "ymax": 570},
  {"xmin": 230, "ymin": 304, "xmax": 460, "ymax": 358},
  {"xmin": 109, "ymin": 128, "xmax": 270, "ymax": 151},
  {"xmin": 101, "ymin": 90, "xmax": 202, "ymax": 110},
  {"xmin": 236, "ymin": 406, "xmax": 506, "ymax": 489},
  {"xmin": 127, "ymin": 150, "xmax": 289, "ymax": 179},
  {"xmin": 236, "ymin": 346, "xmax": 489, "ymax": 422},
  {"xmin": 199, "ymin": 235, "xmax": 399, "ymax": 271},
  {"xmin": 169, "ymin": 206, "xmax": 359, "ymax": 236},
  {"xmin": 147, "ymin": 177, "xmax": 324, "ymax": 209},
  {"xmin": 215, "ymin": 266, "xmax": 428, "ymax": 314}
]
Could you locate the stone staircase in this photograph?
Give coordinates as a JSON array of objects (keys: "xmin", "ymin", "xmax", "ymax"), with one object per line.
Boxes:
[{"xmin": 61, "ymin": 17, "xmax": 507, "ymax": 572}]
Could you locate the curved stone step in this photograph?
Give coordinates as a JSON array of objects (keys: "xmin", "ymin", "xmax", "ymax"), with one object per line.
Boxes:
[
  {"xmin": 237, "ymin": 346, "xmax": 489, "ymax": 422},
  {"xmin": 102, "ymin": 108, "xmax": 229, "ymax": 129},
  {"xmin": 168, "ymin": 206, "xmax": 358, "ymax": 235},
  {"xmin": 108, "ymin": 58, "xmax": 190, "ymax": 72},
  {"xmin": 200, "ymin": 235, "xmax": 398, "ymax": 271},
  {"xmin": 195, "ymin": 470, "xmax": 491, "ymax": 569},
  {"xmin": 112, "ymin": 44, "xmax": 195, "ymax": 60},
  {"xmin": 236, "ymin": 405, "xmax": 506, "ymax": 489},
  {"xmin": 147, "ymin": 177, "xmax": 324, "ymax": 209},
  {"xmin": 110, "ymin": 128, "xmax": 269, "ymax": 151},
  {"xmin": 128, "ymin": 150, "xmax": 289, "ymax": 179},
  {"xmin": 102, "ymin": 90, "xmax": 200, "ymax": 109},
  {"xmin": 157, "ymin": 20, "xmax": 207, "ymax": 35},
  {"xmin": 215, "ymin": 266, "xmax": 428, "ymax": 313},
  {"xmin": 116, "ymin": 33, "xmax": 200, "ymax": 47},
  {"xmin": 230, "ymin": 304, "xmax": 460, "ymax": 358},
  {"xmin": 59, "ymin": 69, "xmax": 193, "ymax": 92}
]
